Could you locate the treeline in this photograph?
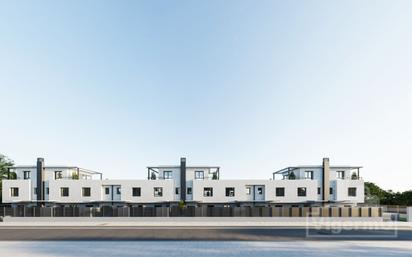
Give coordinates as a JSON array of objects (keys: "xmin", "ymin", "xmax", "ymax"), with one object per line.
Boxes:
[{"xmin": 365, "ymin": 182, "xmax": 412, "ymax": 206}]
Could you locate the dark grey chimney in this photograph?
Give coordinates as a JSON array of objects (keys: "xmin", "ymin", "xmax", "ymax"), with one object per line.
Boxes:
[
  {"xmin": 36, "ymin": 158, "xmax": 44, "ymax": 205},
  {"xmin": 180, "ymin": 157, "xmax": 186, "ymax": 202}
]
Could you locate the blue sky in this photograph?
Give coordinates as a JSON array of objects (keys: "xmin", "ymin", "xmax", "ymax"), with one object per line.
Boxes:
[{"xmin": 0, "ymin": 1, "xmax": 411, "ymax": 191}]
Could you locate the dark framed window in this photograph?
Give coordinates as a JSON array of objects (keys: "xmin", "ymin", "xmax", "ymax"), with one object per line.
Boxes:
[
  {"xmin": 55, "ymin": 171, "xmax": 63, "ymax": 180},
  {"xmin": 60, "ymin": 187, "xmax": 69, "ymax": 197},
  {"xmin": 195, "ymin": 171, "xmax": 204, "ymax": 180},
  {"xmin": 317, "ymin": 187, "xmax": 321, "ymax": 195},
  {"xmin": 23, "ymin": 171, "xmax": 31, "ymax": 179},
  {"xmin": 329, "ymin": 187, "xmax": 333, "ymax": 195},
  {"xmin": 276, "ymin": 187, "xmax": 285, "ymax": 197},
  {"xmin": 304, "ymin": 171, "xmax": 313, "ymax": 180},
  {"xmin": 116, "ymin": 187, "xmax": 121, "ymax": 194},
  {"xmin": 297, "ymin": 187, "xmax": 307, "ymax": 197},
  {"xmin": 175, "ymin": 187, "xmax": 180, "ymax": 195},
  {"xmin": 348, "ymin": 187, "xmax": 357, "ymax": 197},
  {"xmin": 82, "ymin": 187, "xmax": 91, "ymax": 197},
  {"xmin": 203, "ymin": 187, "xmax": 213, "ymax": 197},
  {"xmin": 187, "ymin": 187, "xmax": 192, "ymax": 194},
  {"xmin": 105, "ymin": 187, "xmax": 110, "ymax": 195},
  {"xmin": 225, "ymin": 187, "xmax": 235, "ymax": 197},
  {"xmin": 34, "ymin": 187, "xmax": 37, "ymax": 195},
  {"xmin": 10, "ymin": 187, "xmax": 19, "ymax": 197},
  {"xmin": 46, "ymin": 187, "xmax": 49, "ymax": 195},
  {"xmin": 337, "ymin": 171, "xmax": 345, "ymax": 179},
  {"xmin": 257, "ymin": 187, "xmax": 263, "ymax": 195},
  {"xmin": 132, "ymin": 187, "xmax": 141, "ymax": 197},
  {"xmin": 154, "ymin": 187, "xmax": 163, "ymax": 197},
  {"xmin": 163, "ymin": 171, "xmax": 172, "ymax": 179}
]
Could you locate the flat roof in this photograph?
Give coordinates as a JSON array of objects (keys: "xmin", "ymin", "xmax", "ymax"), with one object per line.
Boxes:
[
  {"xmin": 273, "ymin": 165, "xmax": 362, "ymax": 174},
  {"xmin": 10, "ymin": 166, "xmax": 101, "ymax": 175}
]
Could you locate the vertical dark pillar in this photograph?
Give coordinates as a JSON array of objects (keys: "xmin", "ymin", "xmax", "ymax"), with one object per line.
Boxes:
[
  {"xmin": 36, "ymin": 158, "xmax": 44, "ymax": 206},
  {"xmin": 322, "ymin": 158, "xmax": 330, "ymax": 203},
  {"xmin": 180, "ymin": 157, "xmax": 186, "ymax": 202}
]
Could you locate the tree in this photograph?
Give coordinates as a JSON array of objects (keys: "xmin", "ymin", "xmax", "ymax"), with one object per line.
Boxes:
[
  {"xmin": 288, "ymin": 171, "xmax": 296, "ymax": 180},
  {"xmin": 0, "ymin": 154, "xmax": 15, "ymax": 202}
]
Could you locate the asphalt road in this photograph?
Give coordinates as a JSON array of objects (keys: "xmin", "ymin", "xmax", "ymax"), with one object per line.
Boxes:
[{"xmin": 0, "ymin": 227, "xmax": 410, "ymax": 241}]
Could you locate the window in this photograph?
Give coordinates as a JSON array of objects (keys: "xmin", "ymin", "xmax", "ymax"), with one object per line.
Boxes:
[
  {"xmin": 163, "ymin": 171, "xmax": 172, "ymax": 179},
  {"xmin": 195, "ymin": 171, "xmax": 204, "ymax": 180},
  {"xmin": 132, "ymin": 187, "xmax": 141, "ymax": 197},
  {"xmin": 225, "ymin": 187, "xmax": 235, "ymax": 197},
  {"xmin": 175, "ymin": 187, "xmax": 180, "ymax": 195},
  {"xmin": 82, "ymin": 187, "xmax": 91, "ymax": 197},
  {"xmin": 10, "ymin": 187, "xmax": 19, "ymax": 197},
  {"xmin": 304, "ymin": 171, "xmax": 313, "ymax": 180},
  {"xmin": 297, "ymin": 187, "xmax": 307, "ymax": 197},
  {"xmin": 116, "ymin": 187, "xmax": 121, "ymax": 194},
  {"xmin": 46, "ymin": 187, "xmax": 49, "ymax": 195},
  {"xmin": 257, "ymin": 187, "xmax": 263, "ymax": 195},
  {"xmin": 34, "ymin": 187, "xmax": 37, "ymax": 195},
  {"xmin": 276, "ymin": 187, "xmax": 285, "ymax": 197},
  {"xmin": 55, "ymin": 171, "xmax": 63, "ymax": 180},
  {"xmin": 154, "ymin": 187, "xmax": 163, "ymax": 197},
  {"xmin": 203, "ymin": 187, "xmax": 213, "ymax": 197},
  {"xmin": 317, "ymin": 187, "xmax": 321, "ymax": 195},
  {"xmin": 187, "ymin": 187, "xmax": 192, "ymax": 194},
  {"xmin": 329, "ymin": 187, "xmax": 333, "ymax": 195},
  {"xmin": 246, "ymin": 187, "xmax": 251, "ymax": 195},
  {"xmin": 60, "ymin": 187, "xmax": 69, "ymax": 197},
  {"xmin": 105, "ymin": 187, "xmax": 110, "ymax": 195},
  {"xmin": 337, "ymin": 171, "xmax": 345, "ymax": 179},
  {"xmin": 348, "ymin": 187, "xmax": 357, "ymax": 197},
  {"xmin": 23, "ymin": 171, "xmax": 31, "ymax": 179}
]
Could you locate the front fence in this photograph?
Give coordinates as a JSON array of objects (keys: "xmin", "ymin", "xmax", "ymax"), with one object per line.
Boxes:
[{"xmin": 0, "ymin": 206, "xmax": 382, "ymax": 218}]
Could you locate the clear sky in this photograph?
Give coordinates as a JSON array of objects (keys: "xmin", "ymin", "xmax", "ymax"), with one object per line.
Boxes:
[{"xmin": 0, "ymin": 1, "xmax": 411, "ymax": 191}]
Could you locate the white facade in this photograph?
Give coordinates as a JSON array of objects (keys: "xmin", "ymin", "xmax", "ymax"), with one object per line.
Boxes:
[{"xmin": 1, "ymin": 158, "xmax": 364, "ymax": 206}]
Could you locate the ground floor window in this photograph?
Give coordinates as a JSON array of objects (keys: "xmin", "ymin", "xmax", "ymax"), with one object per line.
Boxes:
[
  {"xmin": 297, "ymin": 187, "xmax": 307, "ymax": 197},
  {"xmin": 154, "ymin": 187, "xmax": 163, "ymax": 197},
  {"xmin": 203, "ymin": 187, "xmax": 213, "ymax": 197},
  {"xmin": 10, "ymin": 187, "xmax": 19, "ymax": 197},
  {"xmin": 348, "ymin": 187, "xmax": 357, "ymax": 197},
  {"xmin": 225, "ymin": 187, "xmax": 235, "ymax": 197}
]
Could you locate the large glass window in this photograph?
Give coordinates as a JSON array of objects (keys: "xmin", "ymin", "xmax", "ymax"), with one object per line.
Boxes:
[
  {"xmin": 154, "ymin": 187, "xmax": 163, "ymax": 197},
  {"xmin": 304, "ymin": 171, "xmax": 313, "ymax": 180},
  {"xmin": 203, "ymin": 187, "xmax": 213, "ymax": 197},
  {"xmin": 82, "ymin": 187, "xmax": 91, "ymax": 197},
  {"xmin": 297, "ymin": 187, "xmax": 307, "ymax": 197},
  {"xmin": 276, "ymin": 187, "xmax": 285, "ymax": 197},
  {"xmin": 60, "ymin": 187, "xmax": 69, "ymax": 197},
  {"xmin": 163, "ymin": 171, "xmax": 172, "ymax": 179},
  {"xmin": 195, "ymin": 171, "xmax": 204, "ymax": 180},
  {"xmin": 10, "ymin": 187, "xmax": 19, "ymax": 197},
  {"xmin": 132, "ymin": 187, "xmax": 141, "ymax": 197},
  {"xmin": 348, "ymin": 187, "xmax": 357, "ymax": 197},
  {"xmin": 225, "ymin": 187, "xmax": 235, "ymax": 197}
]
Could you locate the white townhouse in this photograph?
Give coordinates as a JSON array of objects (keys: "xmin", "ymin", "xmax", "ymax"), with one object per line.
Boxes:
[{"xmin": 1, "ymin": 158, "xmax": 364, "ymax": 207}]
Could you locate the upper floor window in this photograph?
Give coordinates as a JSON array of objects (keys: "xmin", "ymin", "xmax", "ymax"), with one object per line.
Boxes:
[
  {"xmin": 195, "ymin": 171, "xmax": 204, "ymax": 180},
  {"xmin": 154, "ymin": 187, "xmax": 163, "ymax": 197},
  {"xmin": 187, "ymin": 187, "xmax": 192, "ymax": 195},
  {"xmin": 257, "ymin": 186, "xmax": 263, "ymax": 195},
  {"xmin": 304, "ymin": 171, "xmax": 313, "ymax": 180},
  {"xmin": 116, "ymin": 187, "xmax": 121, "ymax": 194},
  {"xmin": 55, "ymin": 171, "xmax": 63, "ymax": 180},
  {"xmin": 246, "ymin": 187, "xmax": 251, "ymax": 195},
  {"xmin": 329, "ymin": 187, "xmax": 333, "ymax": 195},
  {"xmin": 163, "ymin": 171, "xmax": 172, "ymax": 179},
  {"xmin": 297, "ymin": 187, "xmax": 307, "ymax": 197},
  {"xmin": 23, "ymin": 171, "xmax": 31, "ymax": 179},
  {"xmin": 203, "ymin": 187, "xmax": 213, "ymax": 197},
  {"xmin": 132, "ymin": 187, "xmax": 141, "ymax": 197},
  {"xmin": 10, "ymin": 187, "xmax": 19, "ymax": 197},
  {"xmin": 317, "ymin": 187, "xmax": 321, "ymax": 195},
  {"xmin": 225, "ymin": 187, "xmax": 235, "ymax": 197},
  {"xmin": 105, "ymin": 187, "xmax": 110, "ymax": 195},
  {"xmin": 60, "ymin": 187, "xmax": 69, "ymax": 197},
  {"xmin": 175, "ymin": 187, "xmax": 180, "ymax": 195},
  {"xmin": 276, "ymin": 187, "xmax": 285, "ymax": 197},
  {"xmin": 348, "ymin": 187, "xmax": 357, "ymax": 197},
  {"xmin": 82, "ymin": 187, "xmax": 91, "ymax": 197},
  {"xmin": 337, "ymin": 171, "xmax": 345, "ymax": 179}
]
